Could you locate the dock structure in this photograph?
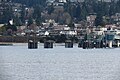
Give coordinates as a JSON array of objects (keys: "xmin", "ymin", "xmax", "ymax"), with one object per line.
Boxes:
[
  {"xmin": 44, "ymin": 40, "xmax": 54, "ymax": 48},
  {"xmin": 82, "ymin": 40, "xmax": 94, "ymax": 49},
  {"xmin": 104, "ymin": 29, "xmax": 120, "ymax": 48},
  {"xmin": 105, "ymin": 34, "xmax": 114, "ymax": 48},
  {"xmin": 65, "ymin": 40, "xmax": 73, "ymax": 48},
  {"xmin": 82, "ymin": 41, "xmax": 87, "ymax": 49},
  {"xmin": 28, "ymin": 39, "xmax": 38, "ymax": 49},
  {"xmin": 25, "ymin": 19, "xmax": 39, "ymax": 49},
  {"xmin": 79, "ymin": 33, "xmax": 105, "ymax": 49},
  {"xmin": 104, "ymin": 34, "xmax": 120, "ymax": 48},
  {"xmin": 27, "ymin": 34, "xmax": 38, "ymax": 49}
]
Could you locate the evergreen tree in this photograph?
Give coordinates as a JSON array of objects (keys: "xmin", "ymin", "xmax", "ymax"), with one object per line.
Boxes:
[
  {"xmin": 95, "ymin": 14, "xmax": 104, "ymax": 26},
  {"xmin": 33, "ymin": 5, "xmax": 42, "ymax": 26},
  {"xmin": 75, "ymin": 5, "xmax": 81, "ymax": 21},
  {"xmin": 47, "ymin": 4, "xmax": 54, "ymax": 15},
  {"xmin": 80, "ymin": 2, "xmax": 88, "ymax": 20}
]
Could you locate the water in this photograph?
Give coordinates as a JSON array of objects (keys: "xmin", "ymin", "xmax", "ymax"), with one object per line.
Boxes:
[{"xmin": 0, "ymin": 43, "xmax": 120, "ymax": 80}]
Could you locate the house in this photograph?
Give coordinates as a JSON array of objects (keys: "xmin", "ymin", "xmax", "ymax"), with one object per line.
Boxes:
[{"xmin": 93, "ymin": 27, "xmax": 107, "ymax": 35}]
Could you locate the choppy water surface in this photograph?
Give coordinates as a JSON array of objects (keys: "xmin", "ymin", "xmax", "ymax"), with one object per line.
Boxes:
[{"xmin": 0, "ymin": 43, "xmax": 120, "ymax": 80}]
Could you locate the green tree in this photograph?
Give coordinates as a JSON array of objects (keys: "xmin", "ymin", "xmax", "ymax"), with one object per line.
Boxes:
[
  {"xmin": 33, "ymin": 5, "xmax": 42, "ymax": 26},
  {"xmin": 6, "ymin": 23, "xmax": 17, "ymax": 32},
  {"xmin": 80, "ymin": 2, "xmax": 88, "ymax": 20},
  {"xmin": 0, "ymin": 25, "xmax": 7, "ymax": 35},
  {"xmin": 68, "ymin": 22, "xmax": 75, "ymax": 30},
  {"xmin": 27, "ymin": 18, "xmax": 33, "ymax": 26},
  {"xmin": 95, "ymin": 14, "xmax": 104, "ymax": 27}
]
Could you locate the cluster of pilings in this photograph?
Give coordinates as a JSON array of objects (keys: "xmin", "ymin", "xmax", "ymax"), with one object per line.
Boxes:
[
  {"xmin": 28, "ymin": 40, "xmax": 38, "ymax": 49},
  {"xmin": 65, "ymin": 40, "xmax": 73, "ymax": 48},
  {"xmin": 28, "ymin": 39, "xmax": 119, "ymax": 49},
  {"xmin": 44, "ymin": 40, "xmax": 54, "ymax": 48},
  {"xmin": 78, "ymin": 40, "xmax": 106, "ymax": 49},
  {"xmin": 28, "ymin": 39, "xmax": 55, "ymax": 49},
  {"xmin": 28, "ymin": 39, "xmax": 74, "ymax": 49}
]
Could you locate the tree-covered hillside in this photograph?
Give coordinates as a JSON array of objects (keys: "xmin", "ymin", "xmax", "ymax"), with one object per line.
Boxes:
[{"xmin": 1, "ymin": 0, "xmax": 120, "ymax": 26}]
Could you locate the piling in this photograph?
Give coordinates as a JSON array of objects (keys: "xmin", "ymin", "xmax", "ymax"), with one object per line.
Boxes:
[
  {"xmin": 117, "ymin": 40, "xmax": 120, "ymax": 47},
  {"xmin": 78, "ymin": 40, "xmax": 84, "ymax": 48},
  {"xmin": 108, "ymin": 41, "xmax": 113, "ymax": 48},
  {"xmin": 65, "ymin": 40, "xmax": 73, "ymax": 48},
  {"xmin": 44, "ymin": 40, "xmax": 54, "ymax": 48},
  {"xmin": 95, "ymin": 41, "xmax": 100, "ymax": 48},
  {"xmin": 100, "ymin": 40, "xmax": 104, "ymax": 48},
  {"xmin": 82, "ymin": 41, "xmax": 87, "ymax": 49},
  {"xmin": 28, "ymin": 40, "xmax": 38, "ymax": 49}
]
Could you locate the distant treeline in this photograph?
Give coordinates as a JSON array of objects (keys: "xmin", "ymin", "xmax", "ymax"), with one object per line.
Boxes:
[
  {"xmin": 1, "ymin": 0, "xmax": 120, "ymax": 26},
  {"xmin": 22, "ymin": 0, "xmax": 120, "ymax": 26},
  {"xmin": 0, "ymin": 35, "xmax": 78, "ymax": 43}
]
